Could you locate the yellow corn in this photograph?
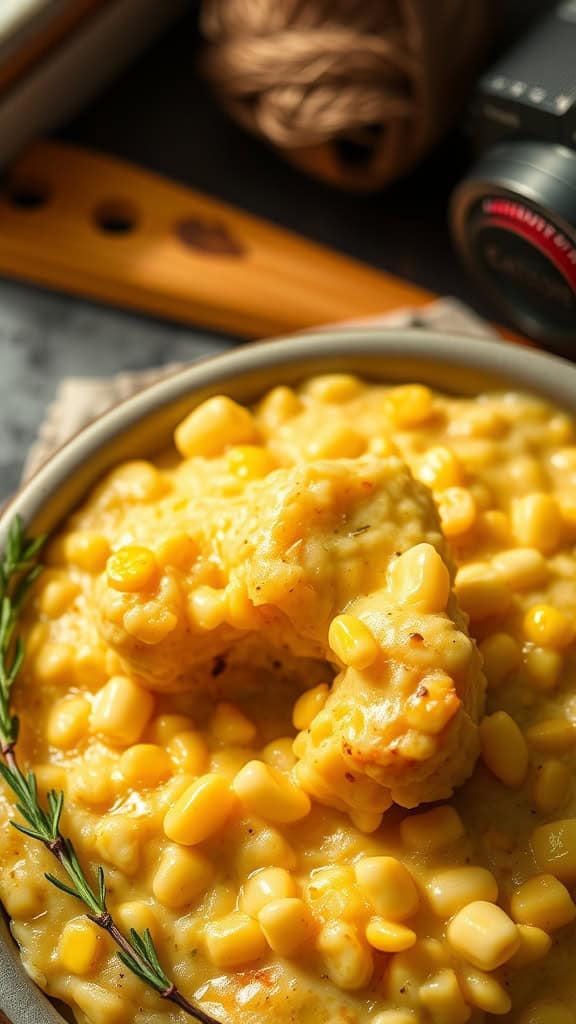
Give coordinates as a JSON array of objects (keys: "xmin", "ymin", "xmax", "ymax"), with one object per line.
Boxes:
[
  {"xmin": 479, "ymin": 632, "xmax": 521, "ymax": 687},
  {"xmin": 419, "ymin": 968, "xmax": 471, "ymax": 1024},
  {"xmin": 438, "ymin": 487, "xmax": 477, "ymax": 537},
  {"xmin": 57, "ymin": 918, "xmax": 104, "ymax": 974},
  {"xmin": 316, "ymin": 921, "xmax": 373, "ymax": 991},
  {"xmin": 525, "ymin": 719, "xmax": 576, "ymax": 754},
  {"xmin": 257, "ymin": 385, "xmax": 301, "ymax": 427},
  {"xmin": 366, "ymin": 919, "xmax": 416, "ymax": 953},
  {"xmin": 240, "ymin": 867, "xmax": 296, "ymax": 917},
  {"xmin": 152, "ymin": 844, "xmax": 213, "ymax": 909},
  {"xmin": 163, "ymin": 773, "xmax": 236, "ymax": 845},
  {"xmin": 258, "ymin": 897, "xmax": 315, "ymax": 956},
  {"xmin": 519, "ymin": 1001, "xmax": 574, "ymax": 1024},
  {"xmin": 328, "ymin": 614, "xmax": 379, "ymax": 670},
  {"xmin": 511, "ymin": 874, "xmax": 575, "ymax": 931},
  {"xmin": 187, "ymin": 585, "xmax": 228, "ymax": 630},
  {"xmin": 226, "ymin": 445, "xmax": 275, "ymax": 480},
  {"xmin": 119, "ymin": 744, "xmax": 172, "ymax": 788},
  {"xmin": 148, "ymin": 713, "xmax": 195, "ymax": 745},
  {"xmin": 388, "ymin": 543, "xmax": 450, "ymax": 614},
  {"xmin": 114, "ymin": 901, "xmax": 159, "ymax": 942},
  {"xmin": 210, "ymin": 702, "xmax": 257, "ymax": 746},
  {"xmin": 532, "ymin": 760, "xmax": 570, "ymax": 815},
  {"xmin": 209, "ymin": 747, "xmax": 252, "ymax": 780},
  {"xmin": 95, "ymin": 815, "xmax": 140, "ymax": 875},
  {"xmin": 460, "ymin": 967, "xmax": 511, "ymax": 1015},
  {"xmin": 236, "ymin": 825, "xmax": 296, "ymax": 875},
  {"xmin": 233, "ymin": 760, "xmax": 311, "ymax": 824},
  {"xmin": 372, "ymin": 1013, "xmax": 419, "ymax": 1024},
  {"xmin": 492, "ymin": 547, "xmax": 549, "ymax": 591},
  {"xmin": 261, "ymin": 736, "xmax": 297, "ymax": 773},
  {"xmin": 405, "ymin": 674, "xmax": 461, "ymax": 735},
  {"xmin": 305, "ymin": 423, "xmax": 366, "ymax": 459},
  {"xmin": 107, "ymin": 545, "xmax": 158, "ymax": 593},
  {"xmin": 416, "ymin": 447, "xmax": 463, "ymax": 490},
  {"xmin": 292, "ymin": 683, "xmax": 330, "ymax": 731},
  {"xmin": 524, "ymin": 648, "xmax": 564, "ymax": 691},
  {"xmin": 46, "ymin": 696, "xmax": 90, "ymax": 749},
  {"xmin": 205, "ymin": 911, "xmax": 266, "ymax": 968},
  {"xmin": 107, "ymin": 460, "xmax": 165, "ymax": 502},
  {"xmin": 480, "ymin": 711, "xmax": 529, "ymax": 788},
  {"xmin": 304, "ymin": 374, "xmax": 363, "ymax": 403},
  {"xmin": 427, "ymin": 866, "xmax": 498, "ymax": 917},
  {"xmin": 532, "ymin": 820, "xmax": 576, "ymax": 882},
  {"xmin": 167, "ymin": 730, "xmax": 210, "ymax": 775},
  {"xmin": 90, "ymin": 675, "xmax": 154, "ymax": 746},
  {"xmin": 155, "ymin": 533, "xmax": 197, "ymax": 569},
  {"xmin": 401, "ymin": 806, "xmax": 464, "ymax": 852},
  {"xmin": 74, "ymin": 645, "xmax": 108, "ymax": 690},
  {"xmin": 37, "ymin": 575, "xmax": 80, "ymax": 617},
  {"xmin": 385, "ymin": 385, "xmax": 434, "ymax": 427},
  {"xmin": 509, "ymin": 924, "xmax": 552, "ymax": 967},
  {"xmin": 447, "ymin": 901, "xmax": 520, "ymax": 970},
  {"xmin": 524, "ymin": 604, "xmax": 574, "ymax": 649},
  {"xmin": 175, "ymin": 396, "xmax": 258, "ymax": 457},
  {"xmin": 33, "ymin": 642, "xmax": 75, "ymax": 685},
  {"xmin": 455, "ymin": 564, "xmax": 511, "ymax": 622},
  {"xmin": 63, "ymin": 531, "xmax": 110, "ymax": 572},
  {"xmin": 354, "ymin": 856, "xmax": 419, "ymax": 920},
  {"xmin": 511, "ymin": 493, "xmax": 562, "ymax": 553}
]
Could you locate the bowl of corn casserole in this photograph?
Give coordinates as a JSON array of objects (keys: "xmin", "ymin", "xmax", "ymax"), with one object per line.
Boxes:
[{"xmin": 2, "ymin": 329, "xmax": 576, "ymax": 1024}]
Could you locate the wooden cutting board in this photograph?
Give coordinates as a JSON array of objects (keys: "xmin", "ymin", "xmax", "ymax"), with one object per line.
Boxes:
[{"xmin": 0, "ymin": 140, "xmax": 527, "ymax": 343}]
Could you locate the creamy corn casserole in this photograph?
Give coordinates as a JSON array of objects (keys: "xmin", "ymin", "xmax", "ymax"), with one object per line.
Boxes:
[{"xmin": 2, "ymin": 376, "xmax": 576, "ymax": 1024}]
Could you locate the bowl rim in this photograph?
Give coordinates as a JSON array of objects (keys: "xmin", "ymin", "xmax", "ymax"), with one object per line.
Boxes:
[{"xmin": 2, "ymin": 325, "xmax": 576, "ymax": 1024}]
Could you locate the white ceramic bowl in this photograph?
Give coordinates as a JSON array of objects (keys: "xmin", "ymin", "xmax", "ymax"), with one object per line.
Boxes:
[{"xmin": 2, "ymin": 328, "xmax": 576, "ymax": 1024}]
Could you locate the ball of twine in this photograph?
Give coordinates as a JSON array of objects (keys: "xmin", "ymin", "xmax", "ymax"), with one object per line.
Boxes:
[{"xmin": 200, "ymin": 0, "xmax": 491, "ymax": 191}]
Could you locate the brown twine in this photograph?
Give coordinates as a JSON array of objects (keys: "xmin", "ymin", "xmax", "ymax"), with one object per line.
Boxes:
[{"xmin": 200, "ymin": 0, "xmax": 491, "ymax": 190}]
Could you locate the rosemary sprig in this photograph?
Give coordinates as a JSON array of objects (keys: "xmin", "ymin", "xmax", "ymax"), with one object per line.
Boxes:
[{"xmin": 0, "ymin": 516, "xmax": 220, "ymax": 1024}]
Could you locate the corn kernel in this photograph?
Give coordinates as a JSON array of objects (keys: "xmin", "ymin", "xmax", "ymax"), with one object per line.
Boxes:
[
  {"xmin": 205, "ymin": 911, "xmax": 266, "ymax": 968},
  {"xmin": 37, "ymin": 575, "xmax": 79, "ymax": 617},
  {"xmin": 460, "ymin": 967, "xmax": 511, "ymax": 1015},
  {"xmin": 46, "ymin": 696, "xmax": 90, "ymax": 749},
  {"xmin": 524, "ymin": 648, "xmax": 564, "ymax": 691},
  {"xmin": 305, "ymin": 423, "xmax": 366, "ymax": 459},
  {"xmin": 155, "ymin": 533, "xmax": 197, "ymax": 569},
  {"xmin": 519, "ymin": 1001, "xmax": 575, "ymax": 1024},
  {"xmin": 385, "ymin": 385, "xmax": 434, "ymax": 427},
  {"xmin": 123, "ymin": 601, "xmax": 178, "ymax": 645},
  {"xmin": 525, "ymin": 719, "xmax": 576, "ymax": 754},
  {"xmin": 479, "ymin": 632, "xmax": 521, "ymax": 687},
  {"xmin": 419, "ymin": 968, "xmax": 471, "ymax": 1024},
  {"xmin": 175, "ymin": 396, "xmax": 258, "ymax": 458},
  {"xmin": 405, "ymin": 674, "xmax": 461, "ymax": 734},
  {"xmin": 187, "ymin": 585, "xmax": 228, "ymax": 630},
  {"xmin": 304, "ymin": 374, "xmax": 363, "ymax": 403},
  {"xmin": 233, "ymin": 760, "xmax": 311, "ymax": 824},
  {"xmin": 119, "ymin": 744, "xmax": 172, "ymax": 788},
  {"xmin": 558, "ymin": 490, "xmax": 576, "ymax": 535},
  {"xmin": 509, "ymin": 924, "xmax": 552, "ymax": 967},
  {"xmin": 366, "ymin": 919, "xmax": 416, "ymax": 953},
  {"xmin": 236, "ymin": 825, "xmax": 296, "ymax": 875},
  {"xmin": 511, "ymin": 493, "xmax": 562, "ymax": 554},
  {"xmin": 210, "ymin": 702, "xmax": 257, "ymax": 746},
  {"xmin": 388, "ymin": 544, "xmax": 450, "ymax": 614},
  {"xmin": 226, "ymin": 445, "xmax": 275, "ymax": 480},
  {"xmin": 316, "ymin": 921, "xmax": 373, "ymax": 991},
  {"xmin": 34, "ymin": 642, "xmax": 75, "ymax": 685},
  {"xmin": 438, "ymin": 487, "xmax": 477, "ymax": 537},
  {"xmin": 455, "ymin": 564, "xmax": 511, "ymax": 622},
  {"xmin": 511, "ymin": 874, "xmax": 575, "ymax": 931},
  {"xmin": 63, "ymin": 531, "xmax": 110, "ymax": 572},
  {"xmin": 328, "ymin": 614, "xmax": 378, "ymax": 670},
  {"xmin": 532, "ymin": 820, "xmax": 576, "ymax": 882},
  {"xmin": 167, "ymin": 730, "xmax": 210, "ymax": 775},
  {"xmin": 492, "ymin": 547, "xmax": 549, "ymax": 590},
  {"xmin": 74, "ymin": 646, "xmax": 108, "ymax": 690},
  {"xmin": 258, "ymin": 897, "xmax": 315, "ymax": 956},
  {"xmin": 148, "ymin": 713, "xmax": 195, "ymax": 745},
  {"xmin": 107, "ymin": 545, "xmax": 158, "ymax": 593},
  {"xmin": 447, "ymin": 901, "xmax": 519, "ymax": 970},
  {"xmin": 427, "ymin": 867, "xmax": 498, "ymax": 917},
  {"xmin": 532, "ymin": 760, "xmax": 570, "ymax": 815},
  {"xmin": 524, "ymin": 604, "xmax": 574, "ymax": 649},
  {"xmin": 292, "ymin": 684, "xmax": 330, "ymax": 731},
  {"xmin": 107, "ymin": 461, "xmax": 165, "ymax": 502},
  {"xmin": 163, "ymin": 773, "xmax": 236, "ymax": 845},
  {"xmin": 261, "ymin": 737, "xmax": 297, "ymax": 773},
  {"xmin": 401, "ymin": 806, "xmax": 464, "ymax": 852},
  {"xmin": 257, "ymin": 385, "xmax": 301, "ymax": 427},
  {"xmin": 152, "ymin": 844, "xmax": 214, "ymax": 909},
  {"xmin": 114, "ymin": 901, "xmax": 159, "ymax": 942},
  {"xmin": 58, "ymin": 918, "xmax": 104, "ymax": 975},
  {"xmin": 209, "ymin": 747, "xmax": 252, "ymax": 780},
  {"xmin": 373, "ymin": 1014, "xmax": 418, "ymax": 1024},
  {"xmin": 240, "ymin": 867, "xmax": 296, "ymax": 917},
  {"xmin": 416, "ymin": 447, "xmax": 463, "ymax": 490},
  {"xmin": 480, "ymin": 711, "xmax": 529, "ymax": 788},
  {"xmin": 95, "ymin": 816, "xmax": 140, "ymax": 874},
  {"xmin": 354, "ymin": 856, "xmax": 419, "ymax": 920},
  {"xmin": 90, "ymin": 675, "xmax": 154, "ymax": 746}
]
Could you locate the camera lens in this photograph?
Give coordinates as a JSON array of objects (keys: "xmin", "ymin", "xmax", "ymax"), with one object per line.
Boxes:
[{"xmin": 451, "ymin": 140, "xmax": 576, "ymax": 354}]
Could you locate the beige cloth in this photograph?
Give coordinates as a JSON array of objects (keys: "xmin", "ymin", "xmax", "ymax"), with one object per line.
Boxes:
[{"xmin": 23, "ymin": 297, "xmax": 499, "ymax": 481}]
